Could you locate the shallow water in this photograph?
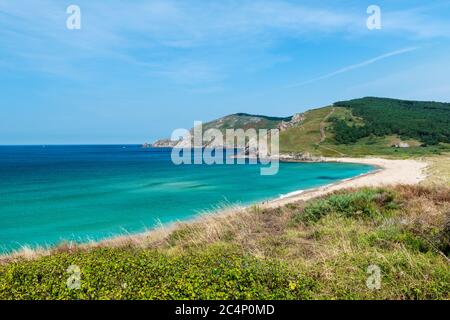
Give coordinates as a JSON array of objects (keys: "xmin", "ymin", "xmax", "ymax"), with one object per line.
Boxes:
[{"xmin": 0, "ymin": 145, "xmax": 374, "ymax": 252}]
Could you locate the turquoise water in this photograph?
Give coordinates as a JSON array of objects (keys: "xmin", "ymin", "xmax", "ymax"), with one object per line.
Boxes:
[{"xmin": 0, "ymin": 145, "xmax": 374, "ymax": 253}]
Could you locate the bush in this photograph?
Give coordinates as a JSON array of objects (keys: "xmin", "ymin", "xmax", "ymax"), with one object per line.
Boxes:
[
  {"xmin": 0, "ymin": 244, "xmax": 316, "ymax": 300},
  {"xmin": 293, "ymin": 189, "xmax": 399, "ymax": 224}
]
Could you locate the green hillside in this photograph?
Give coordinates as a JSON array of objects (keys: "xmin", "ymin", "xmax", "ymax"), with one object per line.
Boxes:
[
  {"xmin": 153, "ymin": 97, "xmax": 450, "ymax": 157},
  {"xmin": 280, "ymin": 106, "xmax": 334, "ymax": 154},
  {"xmin": 333, "ymin": 97, "xmax": 450, "ymax": 146},
  {"xmin": 280, "ymin": 97, "xmax": 450, "ymax": 157}
]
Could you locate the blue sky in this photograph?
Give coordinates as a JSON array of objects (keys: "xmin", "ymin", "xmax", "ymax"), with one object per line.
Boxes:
[{"xmin": 1, "ymin": 0, "xmax": 450, "ymax": 144}]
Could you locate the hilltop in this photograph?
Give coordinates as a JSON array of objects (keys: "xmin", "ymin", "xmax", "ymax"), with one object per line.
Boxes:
[
  {"xmin": 152, "ymin": 112, "xmax": 303, "ymax": 148},
  {"xmin": 152, "ymin": 97, "xmax": 450, "ymax": 157},
  {"xmin": 203, "ymin": 113, "xmax": 293, "ymax": 132}
]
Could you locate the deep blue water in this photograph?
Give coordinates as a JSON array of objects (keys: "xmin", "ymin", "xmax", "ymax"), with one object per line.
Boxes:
[{"xmin": 0, "ymin": 145, "xmax": 374, "ymax": 253}]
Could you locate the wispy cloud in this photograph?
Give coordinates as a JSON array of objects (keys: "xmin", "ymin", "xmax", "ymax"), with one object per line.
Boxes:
[
  {"xmin": 286, "ymin": 47, "xmax": 419, "ymax": 88},
  {"xmin": 0, "ymin": 0, "xmax": 448, "ymax": 88}
]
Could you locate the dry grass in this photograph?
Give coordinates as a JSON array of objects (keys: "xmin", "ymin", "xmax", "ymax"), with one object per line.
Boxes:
[
  {"xmin": 0, "ymin": 204, "xmax": 243, "ymax": 264},
  {"xmin": 422, "ymin": 154, "xmax": 450, "ymax": 186},
  {"xmin": 3, "ymin": 185, "xmax": 449, "ymax": 264}
]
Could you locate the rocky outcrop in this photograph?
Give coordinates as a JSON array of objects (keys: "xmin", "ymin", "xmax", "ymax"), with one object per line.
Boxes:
[
  {"xmin": 280, "ymin": 152, "xmax": 325, "ymax": 162},
  {"xmin": 392, "ymin": 142, "xmax": 410, "ymax": 148},
  {"xmin": 277, "ymin": 113, "xmax": 304, "ymax": 132},
  {"xmin": 151, "ymin": 139, "xmax": 181, "ymax": 148}
]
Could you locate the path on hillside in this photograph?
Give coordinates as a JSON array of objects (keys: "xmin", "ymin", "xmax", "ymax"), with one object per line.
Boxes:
[
  {"xmin": 319, "ymin": 107, "xmax": 335, "ymax": 143},
  {"xmin": 318, "ymin": 145, "xmax": 346, "ymax": 156},
  {"xmin": 317, "ymin": 107, "xmax": 346, "ymax": 156}
]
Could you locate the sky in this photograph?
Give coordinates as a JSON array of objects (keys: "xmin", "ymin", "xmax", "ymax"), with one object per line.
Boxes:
[{"xmin": 1, "ymin": 0, "xmax": 450, "ymax": 144}]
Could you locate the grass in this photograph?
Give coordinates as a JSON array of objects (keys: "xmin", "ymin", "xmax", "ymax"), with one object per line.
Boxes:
[
  {"xmin": 279, "ymin": 105, "xmax": 450, "ymax": 157},
  {"xmin": 280, "ymin": 106, "xmax": 332, "ymax": 154},
  {"xmin": 319, "ymin": 136, "xmax": 448, "ymax": 157},
  {"xmin": 1, "ymin": 185, "xmax": 449, "ymax": 300},
  {"xmin": 292, "ymin": 188, "xmax": 398, "ymax": 224},
  {"xmin": 422, "ymin": 154, "xmax": 450, "ymax": 186}
]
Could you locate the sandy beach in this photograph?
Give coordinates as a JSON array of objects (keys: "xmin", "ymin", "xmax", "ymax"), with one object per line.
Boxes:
[{"xmin": 264, "ymin": 156, "xmax": 428, "ymax": 208}]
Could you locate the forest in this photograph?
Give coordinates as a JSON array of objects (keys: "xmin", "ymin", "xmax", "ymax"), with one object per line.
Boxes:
[{"xmin": 332, "ymin": 97, "xmax": 450, "ymax": 145}]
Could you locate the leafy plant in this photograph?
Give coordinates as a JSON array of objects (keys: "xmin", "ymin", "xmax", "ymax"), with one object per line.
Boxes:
[{"xmin": 293, "ymin": 188, "xmax": 398, "ymax": 223}]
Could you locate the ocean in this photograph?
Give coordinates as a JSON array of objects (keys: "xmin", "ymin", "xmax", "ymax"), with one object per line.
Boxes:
[{"xmin": 0, "ymin": 145, "xmax": 374, "ymax": 253}]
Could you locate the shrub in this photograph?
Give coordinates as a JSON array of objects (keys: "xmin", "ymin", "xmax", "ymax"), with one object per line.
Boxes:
[
  {"xmin": 0, "ymin": 244, "xmax": 317, "ymax": 300},
  {"xmin": 293, "ymin": 188, "xmax": 399, "ymax": 224}
]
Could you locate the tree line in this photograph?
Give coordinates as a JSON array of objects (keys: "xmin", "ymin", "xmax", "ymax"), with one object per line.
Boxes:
[{"xmin": 332, "ymin": 97, "xmax": 450, "ymax": 146}]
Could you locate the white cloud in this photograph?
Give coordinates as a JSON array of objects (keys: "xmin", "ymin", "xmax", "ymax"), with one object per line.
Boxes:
[
  {"xmin": 1, "ymin": 0, "xmax": 449, "ymax": 87},
  {"xmin": 286, "ymin": 47, "xmax": 419, "ymax": 88}
]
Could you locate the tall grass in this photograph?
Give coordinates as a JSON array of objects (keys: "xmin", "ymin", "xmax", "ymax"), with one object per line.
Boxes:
[{"xmin": 0, "ymin": 185, "xmax": 449, "ymax": 299}]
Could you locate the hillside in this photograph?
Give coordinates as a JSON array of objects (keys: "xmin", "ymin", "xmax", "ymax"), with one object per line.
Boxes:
[
  {"xmin": 202, "ymin": 113, "xmax": 292, "ymax": 133},
  {"xmin": 153, "ymin": 97, "xmax": 450, "ymax": 157},
  {"xmin": 152, "ymin": 112, "xmax": 301, "ymax": 148},
  {"xmin": 333, "ymin": 97, "xmax": 450, "ymax": 145}
]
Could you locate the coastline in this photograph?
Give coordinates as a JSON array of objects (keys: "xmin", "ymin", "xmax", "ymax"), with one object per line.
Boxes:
[
  {"xmin": 0, "ymin": 156, "xmax": 428, "ymax": 261},
  {"xmin": 264, "ymin": 156, "xmax": 428, "ymax": 208}
]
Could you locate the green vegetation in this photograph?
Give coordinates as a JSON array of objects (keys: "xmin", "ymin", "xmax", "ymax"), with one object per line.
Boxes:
[
  {"xmin": 294, "ymin": 189, "xmax": 398, "ymax": 224},
  {"xmin": 1, "ymin": 185, "xmax": 449, "ymax": 299},
  {"xmin": 280, "ymin": 107, "xmax": 332, "ymax": 154},
  {"xmin": 333, "ymin": 97, "xmax": 450, "ymax": 146},
  {"xmin": 234, "ymin": 113, "xmax": 292, "ymax": 122},
  {"xmin": 203, "ymin": 113, "xmax": 288, "ymax": 133},
  {"xmin": 154, "ymin": 97, "xmax": 450, "ymax": 157},
  {"xmin": 278, "ymin": 97, "xmax": 450, "ymax": 157},
  {"xmin": 0, "ymin": 245, "xmax": 309, "ymax": 300},
  {"xmin": 319, "ymin": 136, "xmax": 449, "ymax": 157}
]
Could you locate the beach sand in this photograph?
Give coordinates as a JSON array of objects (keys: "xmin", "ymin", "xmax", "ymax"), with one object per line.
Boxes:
[{"xmin": 263, "ymin": 157, "xmax": 428, "ymax": 208}]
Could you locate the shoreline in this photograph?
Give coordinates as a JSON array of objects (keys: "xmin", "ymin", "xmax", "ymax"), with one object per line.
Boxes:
[
  {"xmin": 0, "ymin": 156, "xmax": 428, "ymax": 261},
  {"xmin": 264, "ymin": 156, "xmax": 428, "ymax": 208}
]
